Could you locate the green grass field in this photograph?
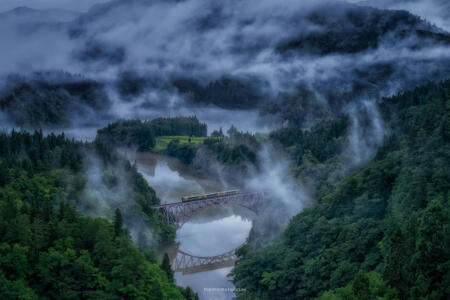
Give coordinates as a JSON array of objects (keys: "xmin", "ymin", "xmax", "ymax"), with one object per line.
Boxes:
[{"xmin": 153, "ymin": 136, "xmax": 214, "ymax": 152}]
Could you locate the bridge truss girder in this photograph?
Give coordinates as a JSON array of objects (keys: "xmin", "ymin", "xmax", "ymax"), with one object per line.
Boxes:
[
  {"xmin": 172, "ymin": 249, "xmax": 237, "ymax": 274},
  {"xmin": 153, "ymin": 192, "xmax": 264, "ymax": 229}
]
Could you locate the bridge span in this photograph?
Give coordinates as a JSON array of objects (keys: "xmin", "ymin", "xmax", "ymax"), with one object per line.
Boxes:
[
  {"xmin": 172, "ymin": 248, "xmax": 238, "ymax": 275},
  {"xmin": 153, "ymin": 191, "xmax": 264, "ymax": 229}
]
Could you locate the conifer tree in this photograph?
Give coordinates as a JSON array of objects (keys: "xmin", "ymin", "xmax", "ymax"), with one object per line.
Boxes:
[
  {"xmin": 114, "ymin": 208, "xmax": 123, "ymax": 237},
  {"xmin": 161, "ymin": 252, "xmax": 174, "ymax": 283}
]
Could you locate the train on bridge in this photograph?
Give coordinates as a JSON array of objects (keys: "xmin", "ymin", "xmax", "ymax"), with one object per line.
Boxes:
[
  {"xmin": 181, "ymin": 190, "xmax": 240, "ymax": 202},
  {"xmin": 155, "ymin": 190, "xmax": 263, "ymax": 228}
]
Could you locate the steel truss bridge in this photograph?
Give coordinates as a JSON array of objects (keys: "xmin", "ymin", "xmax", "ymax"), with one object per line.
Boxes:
[
  {"xmin": 153, "ymin": 191, "xmax": 264, "ymax": 229},
  {"xmin": 171, "ymin": 248, "xmax": 238, "ymax": 275}
]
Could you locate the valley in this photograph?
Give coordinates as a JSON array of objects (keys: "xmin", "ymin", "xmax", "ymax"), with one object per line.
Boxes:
[{"xmin": 0, "ymin": 1, "xmax": 449, "ymax": 300}]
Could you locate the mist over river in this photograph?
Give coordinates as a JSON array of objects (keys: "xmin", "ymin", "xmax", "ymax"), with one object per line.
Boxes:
[{"xmin": 129, "ymin": 152, "xmax": 255, "ymax": 300}]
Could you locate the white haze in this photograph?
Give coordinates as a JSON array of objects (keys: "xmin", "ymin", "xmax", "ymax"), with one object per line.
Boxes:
[
  {"xmin": 0, "ymin": 0, "xmax": 448, "ymax": 93},
  {"xmin": 76, "ymin": 151, "xmax": 157, "ymax": 248},
  {"xmin": 0, "ymin": 0, "xmax": 109, "ymax": 12},
  {"xmin": 1, "ymin": 0, "xmax": 449, "ymax": 240},
  {"xmin": 0, "ymin": 0, "xmax": 448, "ymax": 139},
  {"xmin": 245, "ymin": 145, "xmax": 311, "ymax": 220},
  {"xmin": 344, "ymin": 100, "xmax": 387, "ymax": 167}
]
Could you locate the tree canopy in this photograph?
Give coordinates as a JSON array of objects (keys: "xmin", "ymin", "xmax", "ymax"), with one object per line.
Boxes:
[
  {"xmin": 232, "ymin": 79, "xmax": 450, "ymax": 299},
  {"xmin": 0, "ymin": 130, "xmax": 195, "ymax": 299}
]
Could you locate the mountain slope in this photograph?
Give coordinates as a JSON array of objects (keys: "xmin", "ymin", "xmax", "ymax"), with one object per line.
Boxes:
[
  {"xmin": 0, "ymin": 131, "xmax": 196, "ymax": 299},
  {"xmin": 0, "ymin": 72, "xmax": 111, "ymax": 128},
  {"xmin": 1, "ymin": 0, "xmax": 450, "ymax": 129},
  {"xmin": 232, "ymin": 79, "xmax": 450, "ymax": 299}
]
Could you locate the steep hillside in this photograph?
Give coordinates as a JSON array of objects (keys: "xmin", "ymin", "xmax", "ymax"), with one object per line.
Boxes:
[
  {"xmin": 232, "ymin": 79, "xmax": 450, "ymax": 299},
  {"xmin": 1, "ymin": 0, "xmax": 449, "ymax": 129},
  {"xmin": 0, "ymin": 130, "xmax": 198, "ymax": 299},
  {"xmin": 0, "ymin": 72, "xmax": 111, "ymax": 128}
]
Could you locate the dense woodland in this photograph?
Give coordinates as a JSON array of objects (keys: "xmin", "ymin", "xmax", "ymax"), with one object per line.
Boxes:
[
  {"xmin": 97, "ymin": 117, "xmax": 261, "ymax": 168},
  {"xmin": 0, "ymin": 131, "xmax": 196, "ymax": 299},
  {"xmin": 277, "ymin": 5, "xmax": 450, "ymax": 55},
  {"xmin": 0, "ymin": 1, "xmax": 449, "ymax": 299},
  {"xmin": 96, "ymin": 117, "xmax": 207, "ymax": 152},
  {"xmin": 2, "ymin": 79, "xmax": 448, "ymax": 299},
  {"xmin": 232, "ymin": 80, "xmax": 450, "ymax": 299},
  {"xmin": 174, "ymin": 77, "xmax": 262, "ymax": 110}
]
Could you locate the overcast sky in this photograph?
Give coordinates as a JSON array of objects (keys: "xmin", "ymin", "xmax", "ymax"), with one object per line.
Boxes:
[{"xmin": 0, "ymin": 0, "xmax": 110, "ymax": 12}]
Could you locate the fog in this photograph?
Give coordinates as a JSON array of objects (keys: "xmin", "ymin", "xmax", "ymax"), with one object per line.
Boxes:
[
  {"xmin": 0, "ymin": 0, "xmax": 448, "ymax": 166},
  {"xmin": 0, "ymin": 0, "xmax": 109, "ymax": 12},
  {"xmin": 1, "ymin": 1, "xmax": 448, "ymax": 298},
  {"xmin": 344, "ymin": 99, "xmax": 386, "ymax": 167},
  {"xmin": 1, "ymin": 0, "xmax": 449, "ymax": 123},
  {"xmin": 357, "ymin": 0, "xmax": 450, "ymax": 32},
  {"xmin": 75, "ymin": 150, "xmax": 159, "ymax": 248},
  {"xmin": 1, "ymin": 0, "xmax": 448, "ymax": 218},
  {"xmin": 1, "ymin": 0, "xmax": 449, "ymax": 259},
  {"xmin": 245, "ymin": 145, "xmax": 311, "ymax": 218}
]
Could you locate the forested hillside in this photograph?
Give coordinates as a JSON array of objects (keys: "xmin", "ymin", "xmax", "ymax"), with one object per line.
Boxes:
[
  {"xmin": 276, "ymin": 4, "xmax": 450, "ymax": 55},
  {"xmin": 0, "ymin": 131, "xmax": 196, "ymax": 299},
  {"xmin": 232, "ymin": 80, "xmax": 450, "ymax": 299},
  {"xmin": 0, "ymin": 73, "xmax": 111, "ymax": 128},
  {"xmin": 174, "ymin": 77, "xmax": 263, "ymax": 110},
  {"xmin": 96, "ymin": 117, "xmax": 261, "ymax": 168},
  {"xmin": 96, "ymin": 117, "xmax": 207, "ymax": 151},
  {"xmin": 2, "ymin": 0, "xmax": 450, "ymax": 131},
  {"xmin": 0, "ymin": 0, "xmax": 449, "ymax": 299}
]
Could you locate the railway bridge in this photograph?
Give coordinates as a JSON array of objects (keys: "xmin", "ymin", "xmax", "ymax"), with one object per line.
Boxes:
[
  {"xmin": 153, "ymin": 191, "xmax": 264, "ymax": 229},
  {"xmin": 171, "ymin": 248, "xmax": 238, "ymax": 275}
]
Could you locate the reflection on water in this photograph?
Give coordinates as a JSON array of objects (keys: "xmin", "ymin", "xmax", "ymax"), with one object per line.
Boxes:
[
  {"xmin": 130, "ymin": 151, "xmax": 226, "ymax": 204},
  {"xmin": 176, "ymin": 267, "xmax": 235, "ymax": 300},
  {"xmin": 174, "ymin": 211, "xmax": 252, "ymax": 300},
  {"xmin": 139, "ymin": 160, "xmax": 205, "ymax": 203},
  {"xmin": 177, "ymin": 211, "xmax": 252, "ymax": 256},
  {"xmin": 133, "ymin": 152, "xmax": 253, "ymax": 300}
]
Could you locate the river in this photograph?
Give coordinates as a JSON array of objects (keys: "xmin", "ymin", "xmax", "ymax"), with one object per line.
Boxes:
[{"xmin": 131, "ymin": 152, "xmax": 254, "ymax": 300}]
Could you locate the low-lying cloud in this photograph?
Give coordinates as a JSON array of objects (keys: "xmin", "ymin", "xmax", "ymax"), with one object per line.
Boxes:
[
  {"xmin": 0, "ymin": 0, "xmax": 109, "ymax": 13},
  {"xmin": 357, "ymin": 0, "xmax": 450, "ymax": 32}
]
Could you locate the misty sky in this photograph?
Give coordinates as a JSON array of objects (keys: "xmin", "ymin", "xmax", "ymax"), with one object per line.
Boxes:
[
  {"xmin": 0, "ymin": 0, "xmax": 449, "ymax": 136},
  {"xmin": 0, "ymin": 0, "xmax": 109, "ymax": 12}
]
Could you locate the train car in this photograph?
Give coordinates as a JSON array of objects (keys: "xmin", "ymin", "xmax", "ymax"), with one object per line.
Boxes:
[{"xmin": 181, "ymin": 190, "xmax": 240, "ymax": 202}]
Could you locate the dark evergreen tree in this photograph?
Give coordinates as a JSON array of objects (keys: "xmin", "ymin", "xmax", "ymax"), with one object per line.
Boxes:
[
  {"xmin": 114, "ymin": 208, "xmax": 123, "ymax": 237},
  {"xmin": 161, "ymin": 252, "xmax": 174, "ymax": 283}
]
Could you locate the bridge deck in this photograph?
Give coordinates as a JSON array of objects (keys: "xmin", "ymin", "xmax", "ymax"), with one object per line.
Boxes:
[
  {"xmin": 153, "ymin": 191, "xmax": 264, "ymax": 229},
  {"xmin": 153, "ymin": 191, "xmax": 263, "ymax": 209},
  {"xmin": 172, "ymin": 249, "xmax": 237, "ymax": 275}
]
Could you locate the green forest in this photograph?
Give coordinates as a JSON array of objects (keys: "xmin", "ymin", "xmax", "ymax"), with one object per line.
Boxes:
[
  {"xmin": 0, "ymin": 131, "xmax": 197, "ymax": 299},
  {"xmin": 232, "ymin": 80, "xmax": 450, "ymax": 299},
  {"xmin": 2, "ymin": 80, "xmax": 448, "ymax": 299},
  {"xmin": 97, "ymin": 117, "xmax": 261, "ymax": 167},
  {"xmin": 1, "ymin": 0, "xmax": 450, "ymax": 299},
  {"xmin": 96, "ymin": 117, "xmax": 207, "ymax": 152}
]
